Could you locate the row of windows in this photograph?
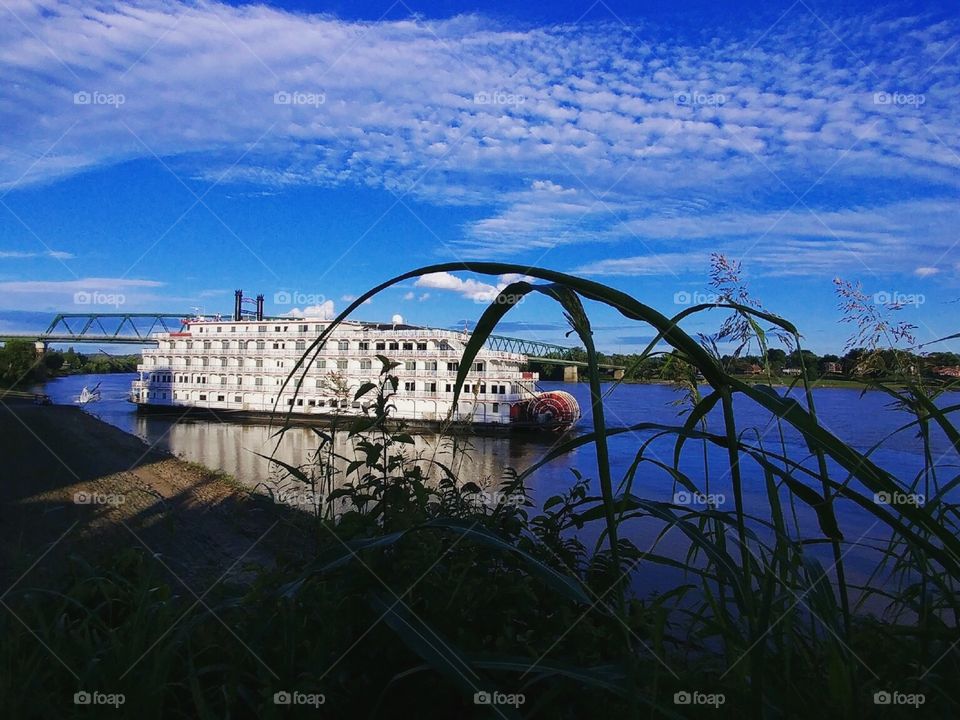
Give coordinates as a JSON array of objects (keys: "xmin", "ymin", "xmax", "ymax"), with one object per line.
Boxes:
[
  {"xmin": 146, "ymin": 390, "xmax": 504, "ymax": 415},
  {"xmin": 148, "ymin": 359, "xmax": 496, "ymax": 376},
  {"xmin": 151, "ymin": 354, "xmax": 484, "ymax": 374},
  {"xmin": 150, "ymin": 374, "xmax": 513, "ymax": 395},
  {"xmin": 167, "ymin": 339, "xmax": 453, "ymax": 353}
]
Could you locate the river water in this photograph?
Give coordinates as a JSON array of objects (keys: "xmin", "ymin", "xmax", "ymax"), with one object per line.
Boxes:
[{"xmin": 38, "ymin": 373, "xmax": 956, "ymax": 595}]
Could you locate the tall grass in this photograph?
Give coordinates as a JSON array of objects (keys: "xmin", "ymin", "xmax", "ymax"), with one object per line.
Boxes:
[{"xmin": 2, "ymin": 263, "xmax": 958, "ymax": 718}]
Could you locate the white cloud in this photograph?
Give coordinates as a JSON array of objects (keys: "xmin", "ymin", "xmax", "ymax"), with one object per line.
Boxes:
[
  {"xmin": 391, "ymin": 313, "xmax": 404, "ymax": 324},
  {"xmin": 0, "ymin": 277, "xmax": 162, "ymax": 292},
  {"xmin": 341, "ymin": 294, "xmax": 372, "ymax": 305},
  {"xmin": 0, "ymin": 2, "xmax": 958, "ymax": 278},
  {"xmin": 0, "ymin": 250, "xmax": 75, "ymax": 260},
  {"xmin": 914, "ymin": 266, "xmax": 939, "ymax": 277},
  {"xmin": 287, "ymin": 301, "xmax": 335, "ymax": 319},
  {"xmin": 414, "ymin": 271, "xmax": 534, "ymax": 302},
  {"xmin": 402, "ymin": 291, "xmax": 415, "ymax": 301}
]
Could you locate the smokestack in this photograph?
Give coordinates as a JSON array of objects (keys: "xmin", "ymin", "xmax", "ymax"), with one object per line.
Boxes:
[
  {"xmin": 234, "ymin": 289, "xmax": 242, "ymax": 321},
  {"xmin": 256, "ymin": 294, "xmax": 264, "ymax": 321}
]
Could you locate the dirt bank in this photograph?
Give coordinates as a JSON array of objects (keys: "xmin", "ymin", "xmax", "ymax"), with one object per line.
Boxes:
[{"xmin": 0, "ymin": 399, "xmax": 293, "ymax": 589}]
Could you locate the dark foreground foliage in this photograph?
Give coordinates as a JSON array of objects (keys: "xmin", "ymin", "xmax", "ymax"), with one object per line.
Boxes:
[{"xmin": 3, "ymin": 261, "xmax": 959, "ymax": 718}]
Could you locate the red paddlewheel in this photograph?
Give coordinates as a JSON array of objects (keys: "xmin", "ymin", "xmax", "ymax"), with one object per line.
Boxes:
[{"xmin": 527, "ymin": 391, "xmax": 581, "ymax": 430}]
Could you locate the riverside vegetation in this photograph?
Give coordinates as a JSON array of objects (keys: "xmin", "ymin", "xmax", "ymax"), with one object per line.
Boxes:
[{"xmin": 2, "ymin": 258, "xmax": 958, "ymax": 718}]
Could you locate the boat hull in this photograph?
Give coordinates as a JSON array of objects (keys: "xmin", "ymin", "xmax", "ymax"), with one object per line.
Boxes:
[{"xmin": 131, "ymin": 401, "xmax": 575, "ymax": 437}]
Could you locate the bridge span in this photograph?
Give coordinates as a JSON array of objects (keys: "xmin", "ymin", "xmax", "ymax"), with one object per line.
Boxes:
[{"xmin": 0, "ymin": 312, "xmax": 624, "ymax": 379}]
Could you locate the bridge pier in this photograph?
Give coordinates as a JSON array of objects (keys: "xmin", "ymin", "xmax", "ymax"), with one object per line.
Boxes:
[
  {"xmin": 563, "ymin": 365, "xmax": 579, "ymax": 383},
  {"xmin": 34, "ymin": 340, "xmax": 47, "ymax": 357}
]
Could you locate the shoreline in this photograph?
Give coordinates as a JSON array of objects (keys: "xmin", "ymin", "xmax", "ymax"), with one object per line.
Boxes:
[{"xmin": 0, "ymin": 399, "xmax": 297, "ymax": 588}]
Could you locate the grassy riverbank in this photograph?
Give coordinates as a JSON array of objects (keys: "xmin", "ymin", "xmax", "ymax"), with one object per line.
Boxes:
[
  {"xmin": 3, "ymin": 261, "xmax": 959, "ymax": 718},
  {"xmin": 0, "ymin": 400, "xmax": 291, "ymax": 588}
]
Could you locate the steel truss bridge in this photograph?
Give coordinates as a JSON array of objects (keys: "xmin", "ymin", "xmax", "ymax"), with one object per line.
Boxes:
[{"xmin": 0, "ymin": 312, "xmax": 595, "ymax": 359}]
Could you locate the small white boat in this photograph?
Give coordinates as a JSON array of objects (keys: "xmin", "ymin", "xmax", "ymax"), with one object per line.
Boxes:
[{"xmin": 77, "ymin": 383, "xmax": 101, "ymax": 404}]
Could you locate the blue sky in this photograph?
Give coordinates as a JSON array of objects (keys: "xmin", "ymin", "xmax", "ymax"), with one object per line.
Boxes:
[{"xmin": 0, "ymin": 0, "xmax": 958, "ymax": 354}]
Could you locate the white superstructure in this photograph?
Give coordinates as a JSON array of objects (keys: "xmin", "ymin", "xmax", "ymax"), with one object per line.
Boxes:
[{"xmin": 130, "ymin": 316, "xmax": 580, "ymax": 430}]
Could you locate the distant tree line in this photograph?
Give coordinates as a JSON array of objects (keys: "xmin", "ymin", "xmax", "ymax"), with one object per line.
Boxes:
[
  {"xmin": 0, "ymin": 339, "xmax": 140, "ymax": 388},
  {"xmin": 528, "ymin": 346, "xmax": 960, "ymax": 383}
]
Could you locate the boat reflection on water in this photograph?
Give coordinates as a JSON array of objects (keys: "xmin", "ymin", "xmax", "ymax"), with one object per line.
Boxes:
[{"xmin": 129, "ymin": 412, "xmax": 569, "ymax": 504}]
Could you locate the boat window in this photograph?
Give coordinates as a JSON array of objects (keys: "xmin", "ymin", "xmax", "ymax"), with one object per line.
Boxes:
[
  {"xmin": 405, "ymin": 361, "xmax": 415, "ymax": 371},
  {"xmin": 402, "ymin": 342, "xmax": 413, "ymax": 351},
  {"xmin": 417, "ymin": 342, "xmax": 427, "ymax": 351},
  {"xmin": 492, "ymin": 403, "xmax": 500, "ymax": 413},
  {"xmin": 359, "ymin": 341, "xmax": 369, "ymax": 351},
  {"xmin": 389, "ymin": 342, "xmax": 399, "ymax": 350},
  {"xmin": 376, "ymin": 342, "xmax": 385, "ymax": 351},
  {"xmin": 360, "ymin": 359, "xmax": 372, "ymax": 370}
]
